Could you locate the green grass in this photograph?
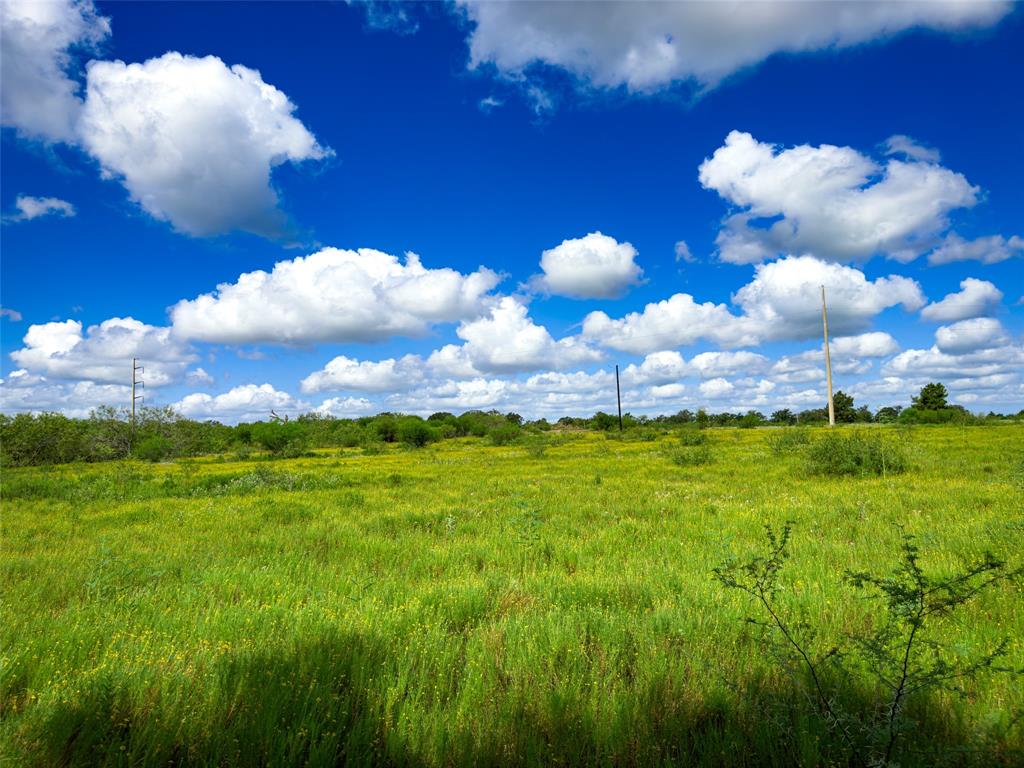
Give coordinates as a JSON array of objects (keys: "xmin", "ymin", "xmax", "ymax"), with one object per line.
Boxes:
[{"xmin": 2, "ymin": 425, "xmax": 1022, "ymax": 766}]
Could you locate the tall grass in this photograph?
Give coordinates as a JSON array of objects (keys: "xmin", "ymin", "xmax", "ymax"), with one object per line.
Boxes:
[{"xmin": 2, "ymin": 426, "xmax": 1021, "ymax": 766}]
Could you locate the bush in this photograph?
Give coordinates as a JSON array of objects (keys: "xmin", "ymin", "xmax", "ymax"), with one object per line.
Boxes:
[
  {"xmin": 766, "ymin": 427, "xmax": 811, "ymax": 455},
  {"xmin": 678, "ymin": 428, "xmax": 707, "ymax": 446},
  {"xmin": 804, "ymin": 430, "xmax": 908, "ymax": 477},
  {"xmin": 134, "ymin": 435, "xmax": 173, "ymax": 463},
  {"xmin": 372, "ymin": 415, "xmax": 399, "ymax": 443},
  {"xmin": 666, "ymin": 444, "xmax": 713, "ymax": 466},
  {"xmin": 397, "ymin": 418, "xmax": 438, "ymax": 448},
  {"xmin": 488, "ymin": 424, "xmax": 521, "ymax": 446},
  {"xmin": 250, "ymin": 422, "xmax": 309, "ymax": 457},
  {"xmin": 521, "ymin": 435, "xmax": 548, "ymax": 458}
]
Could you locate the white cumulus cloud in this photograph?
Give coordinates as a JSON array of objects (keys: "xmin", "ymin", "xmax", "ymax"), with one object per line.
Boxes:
[
  {"xmin": 584, "ymin": 256, "xmax": 922, "ymax": 355},
  {"xmin": 79, "ymin": 52, "xmax": 331, "ymax": 238},
  {"xmin": 0, "ymin": 0, "xmax": 109, "ymax": 142},
  {"xmin": 699, "ymin": 378, "xmax": 734, "ymax": 399},
  {"xmin": 0, "ymin": 371, "xmax": 129, "ymax": 417},
  {"xmin": 531, "ymin": 231, "xmax": 643, "ymax": 299},
  {"xmin": 314, "ymin": 396, "xmax": 376, "ymax": 418},
  {"xmin": 172, "ymin": 383, "xmax": 308, "ymax": 422},
  {"xmin": 457, "ymin": 1, "xmax": 1008, "ymax": 93},
  {"xmin": 171, "ymin": 248, "xmax": 501, "ymax": 345},
  {"xmin": 883, "ymin": 135, "xmax": 940, "ymax": 163},
  {"xmin": 185, "ymin": 367, "xmax": 215, "ymax": 387},
  {"xmin": 927, "ymin": 233, "xmax": 1024, "ymax": 265},
  {"xmin": 10, "ymin": 317, "xmax": 195, "ymax": 386},
  {"xmin": 689, "ymin": 350, "xmax": 770, "ymax": 379},
  {"xmin": 301, "ymin": 354, "xmax": 425, "ymax": 394},
  {"xmin": 920, "ymin": 278, "xmax": 1003, "ymax": 322},
  {"xmin": 699, "ymin": 131, "xmax": 978, "ymax": 264},
  {"xmin": 4, "ymin": 195, "xmax": 76, "ymax": 222},
  {"xmin": 445, "ymin": 297, "xmax": 603, "ymax": 373},
  {"xmin": 934, "ymin": 318, "xmax": 1010, "ymax": 355},
  {"xmin": 582, "ymin": 293, "xmax": 747, "ymax": 354}
]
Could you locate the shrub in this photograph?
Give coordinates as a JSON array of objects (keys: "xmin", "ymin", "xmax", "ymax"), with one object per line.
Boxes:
[
  {"xmin": 521, "ymin": 435, "xmax": 548, "ymax": 459},
  {"xmin": 804, "ymin": 430, "xmax": 907, "ymax": 477},
  {"xmin": 666, "ymin": 444, "xmax": 713, "ymax": 466},
  {"xmin": 250, "ymin": 422, "xmax": 309, "ymax": 457},
  {"xmin": 134, "ymin": 435, "xmax": 173, "ymax": 462},
  {"xmin": 397, "ymin": 418, "xmax": 438, "ymax": 448},
  {"xmin": 766, "ymin": 427, "xmax": 811, "ymax": 455},
  {"xmin": 678, "ymin": 428, "xmax": 707, "ymax": 446},
  {"xmin": 488, "ymin": 424, "xmax": 521, "ymax": 446},
  {"xmin": 372, "ymin": 415, "xmax": 399, "ymax": 443},
  {"xmin": 714, "ymin": 524, "xmax": 1021, "ymax": 767}
]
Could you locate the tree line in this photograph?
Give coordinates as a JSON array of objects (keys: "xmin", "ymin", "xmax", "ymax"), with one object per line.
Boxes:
[{"xmin": 0, "ymin": 382, "xmax": 1019, "ymax": 467}]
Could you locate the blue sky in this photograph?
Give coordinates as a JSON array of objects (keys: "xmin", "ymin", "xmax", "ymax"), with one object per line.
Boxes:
[{"xmin": 2, "ymin": 0, "xmax": 1022, "ymax": 421}]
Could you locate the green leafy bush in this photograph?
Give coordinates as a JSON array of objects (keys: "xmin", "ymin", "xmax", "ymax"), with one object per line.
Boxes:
[
  {"xmin": 250, "ymin": 422, "xmax": 309, "ymax": 457},
  {"xmin": 678, "ymin": 428, "xmax": 707, "ymax": 446},
  {"xmin": 397, "ymin": 418, "xmax": 438, "ymax": 448},
  {"xmin": 666, "ymin": 444, "xmax": 713, "ymax": 466},
  {"xmin": 134, "ymin": 435, "xmax": 173, "ymax": 463},
  {"xmin": 488, "ymin": 424, "xmax": 521, "ymax": 446},
  {"xmin": 521, "ymin": 435, "xmax": 548, "ymax": 458},
  {"xmin": 766, "ymin": 427, "xmax": 811, "ymax": 455},
  {"xmin": 804, "ymin": 430, "xmax": 908, "ymax": 477}
]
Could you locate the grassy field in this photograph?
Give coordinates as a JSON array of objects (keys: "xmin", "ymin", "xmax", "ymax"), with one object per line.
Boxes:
[{"xmin": 2, "ymin": 425, "xmax": 1022, "ymax": 766}]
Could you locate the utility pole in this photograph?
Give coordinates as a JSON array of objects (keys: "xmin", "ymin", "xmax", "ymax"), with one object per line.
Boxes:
[
  {"xmin": 131, "ymin": 357, "xmax": 144, "ymax": 449},
  {"xmin": 821, "ymin": 286, "xmax": 835, "ymax": 427},
  {"xmin": 615, "ymin": 364, "xmax": 623, "ymax": 431}
]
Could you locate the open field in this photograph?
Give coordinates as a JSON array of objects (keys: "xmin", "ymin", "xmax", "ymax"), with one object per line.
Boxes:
[{"xmin": 2, "ymin": 425, "xmax": 1023, "ymax": 766}]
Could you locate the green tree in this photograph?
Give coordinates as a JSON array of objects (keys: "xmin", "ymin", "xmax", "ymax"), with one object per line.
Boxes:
[
  {"xmin": 771, "ymin": 409, "xmax": 796, "ymax": 425},
  {"xmin": 397, "ymin": 417, "xmax": 437, "ymax": 448},
  {"xmin": 832, "ymin": 390, "xmax": 856, "ymax": 423},
  {"xmin": 875, "ymin": 405, "xmax": 902, "ymax": 423},
  {"xmin": 912, "ymin": 382, "xmax": 948, "ymax": 410},
  {"xmin": 695, "ymin": 408, "xmax": 710, "ymax": 429}
]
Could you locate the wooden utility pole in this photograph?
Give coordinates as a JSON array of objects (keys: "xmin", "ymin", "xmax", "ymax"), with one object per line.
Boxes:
[
  {"xmin": 615, "ymin": 364, "xmax": 623, "ymax": 431},
  {"xmin": 821, "ymin": 286, "xmax": 835, "ymax": 427}
]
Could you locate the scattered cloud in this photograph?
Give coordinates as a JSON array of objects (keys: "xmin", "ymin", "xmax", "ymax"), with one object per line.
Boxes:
[
  {"xmin": 478, "ymin": 95, "xmax": 504, "ymax": 113},
  {"xmin": 582, "ymin": 293, "xmax": 744, "ymax": 354},
  {"xmin": 441, "ymin": 296, "xmax": 602, "ymax": 373},
  {"xmin": 674, "ymin": 240, "xmax": 695, "ymax": 263},
  {"xmin": 732, "ymin": 257, "xmax": 925, "ymax": 338},
  {"xmin": 314, "ymin": 396, "xmax": 376, "ymax": 418},
  {"xmin": 172, "ymin": 383, "xmax": 309, "ymax": 422},
  {"xmin": 0, "ymin": 371, "xmax": 129, "ymax": 417},
  {"xmin": 883, "ymin": 344, "xmax": 1024, "ymax": 380},
  {"xmin": 1, "ymin": 307, "xmax": 24, "ymax": 322},
  {"xmin": 0, "ymin": 0, "xmax": 109, "ymax": 142},
  {"xmin": 689, "ymin": 351, "xmax": 770, "ymax": 379},
  {"xmin": 934, "ymin": 317, "xmax": 1010, "ymax": 355},
  {"xmin": 79, "ymin": 52, "xmax": 331, "ymax": 238},
  {"xmin": 3, "ymin": 195, "xmax": 76, "ymax": 223},
  {"xmin": 171, "ymin": 248, "xmax": 501, "ymax": 345},
  {"xmin": 927, "ymin": 233, "xmax": 1024, "ymax": 266},
  {"xmin": 830, "ymin": 332, "xmax": 900, "ymax": 358},
  {"xmin": 583, "ymin": 256, "xmax": 923, "ymax": 354},
  {"xmin": 185, "ymin": 367, "xmax": 215, "ymax": 387},
  {"xmin": 530, "ymin": 231, "xmax": 643, "ymax": 299},
  {"xmin": 883, "ymin": 134, "xmax": 940, "ymax": 163},
  {"xmin": 920, "ymin": 278, "xmax": 1003, "ymax": 322},
  {"xmin": 699, "ymin": 131, "xmax": 978, "ymax": 264},
  {"xmin": 301, "ymin": 354, "xmax": 424, "ymax": 394},
  {"xmin": 699, "ymin": 377, "xmax": 734, "ymax": 398},
  {"xmin": 9, "ymin": 317, "xmax": 195, "ymax": 386},
  {"xmin": 456, "ymin": 1, "xmax": 1008, "ymax": 94}
]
